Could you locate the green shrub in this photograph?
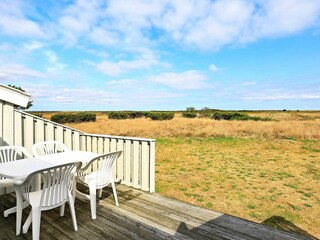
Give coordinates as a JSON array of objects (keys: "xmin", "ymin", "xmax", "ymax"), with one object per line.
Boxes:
[
  {"xmin": 148, "ymin": 112, "xmax": 174, "ymax": 120},
  {"xmin": 128, "ymin": 111, "xmax": 145, "ymax": 119},
  {"xmin": 107, "ymin": 111, "xmax": 146, "ymax": 119},
  {"xmin": 75, "ymin": 112, "xmax": 96, "ymax": 122},
  {"xmin": 108, "ymin": 111, "xmax": 174, "ymax": 120},
  {"xmin": 51, "ymin": 112, "xmax": 96, "ymax": 124},
  {"xmin": 199, "ymin": 107, "xmax": 212, "ymax": 118},
  {"xmin": 186, "ymin": 107, "xmax": 196, "ymax": 112},
  {"xmin": 143, "ymin": 111, "xmax": 153, "ymax": 118},
  {"xmin": 182, "ymin": 112, "xmax": 197, "ymax": 118},
  {"xmin": 211, "ymin": 112, "xmax": 271, "ymax": 121},
  {"xmin": 108, "ymin": 111, "xmax": 129, "ymax": 119}
]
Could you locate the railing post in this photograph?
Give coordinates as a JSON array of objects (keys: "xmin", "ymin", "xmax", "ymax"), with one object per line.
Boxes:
[{"xmin": 149, "ymin": 141, "xmax": 156, "ymax": 193}]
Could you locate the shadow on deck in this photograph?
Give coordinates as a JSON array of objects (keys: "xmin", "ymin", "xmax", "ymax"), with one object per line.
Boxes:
[{"xmin": 0, "ymin": 184, "xmax": 316, "ymax": 240}]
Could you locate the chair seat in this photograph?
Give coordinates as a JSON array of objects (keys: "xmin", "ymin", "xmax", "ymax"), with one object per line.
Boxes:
[
  {"xmin": 78, "ymin": 172, "xmax": 113, "ymax": 188},
  {"xmin": 26, "ymin": 189, "xmax": 68, "ymax": 211}
]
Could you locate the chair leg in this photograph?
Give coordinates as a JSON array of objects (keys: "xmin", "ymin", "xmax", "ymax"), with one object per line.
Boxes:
[
  {"xmin": 68, "ymin": 191, "xmax": 78, "ymax": 231},
  {"xmin": 59, "ymin": 204, "xmax": 65, "ymax": 217},
  {"xmin": 88, "ymin": 182, "xmax": 97, "ymax": 219},
  {"xmin": 32, "ymin": 206, "xmax": 41, "ymax": 240},
  {"xmin": 22, "ymin": 212, "xmax": 32, "ymax": 234},
  {"xmin": 97, "ymin": 188, "xmax": 103, "ymax": 198},
  {"xmin": 72, "ymin": 179, "xmax": 77, "ymax": 202},
  {"xmin": 111, "ymin": 181, "xmax": 119, "ymax": 206}
]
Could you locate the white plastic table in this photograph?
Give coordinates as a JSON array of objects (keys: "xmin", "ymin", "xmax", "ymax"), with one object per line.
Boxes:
[
  {"xmin": 0, "ymin": 151, "xmax": 99, "ymax": 180},
  {"xmin": 0, "ymin": 150, "xmax": 100, "ymax": 235}
]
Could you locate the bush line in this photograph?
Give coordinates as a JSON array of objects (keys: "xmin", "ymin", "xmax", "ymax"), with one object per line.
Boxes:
[
  {"xmin": 211, "ymin": 112, "xmax": 271, "ymax": 121},
  {"xmin": 108, "ymin": 111, "xmax": 174, "ymax": 120},
  {"xmin": 51, "ymin": 112, "xmax": 96, "ymax": 124}
]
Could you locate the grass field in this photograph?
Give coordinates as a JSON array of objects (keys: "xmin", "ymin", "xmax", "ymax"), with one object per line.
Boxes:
[{"xmin": 38, "ymin": 111, "xmax": 320, "ymax": 238}]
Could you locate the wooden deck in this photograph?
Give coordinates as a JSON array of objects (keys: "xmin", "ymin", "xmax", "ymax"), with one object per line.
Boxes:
[{"xmin": 0, "ymin": 184, "xmax": 314, "ymax": 240}]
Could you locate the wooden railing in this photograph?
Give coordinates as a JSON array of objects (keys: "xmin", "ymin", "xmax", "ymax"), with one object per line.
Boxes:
[{"xmin": 6, "ymin": 110, "xmax": 156, "ymax": 192}]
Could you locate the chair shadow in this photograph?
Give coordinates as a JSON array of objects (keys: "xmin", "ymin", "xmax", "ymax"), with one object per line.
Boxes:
[
  {"xmin": 77, "ymin": 181, "xmax": 142, "ymax": 203},
  {"xmin": 98, "ymin": 181, "xmax": 142, "ymax": 202}
]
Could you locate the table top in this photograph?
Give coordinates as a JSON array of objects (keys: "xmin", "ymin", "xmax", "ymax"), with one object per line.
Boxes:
[
  {"xmin": 38, "ymin": 151, "xmax": 99, "ymax": 165},
  {"xmin": 0, "ymin": 151, "xmax": 100, "ymax": 180}
]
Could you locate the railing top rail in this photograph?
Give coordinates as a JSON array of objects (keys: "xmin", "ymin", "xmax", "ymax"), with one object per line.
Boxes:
[
  {"xmin": 82, "ymin": 133, "xmax": 156, "ymax": 142},
  {"xmin": 16, "ymin": 110, "xmax": 84, "ymax": 133}
]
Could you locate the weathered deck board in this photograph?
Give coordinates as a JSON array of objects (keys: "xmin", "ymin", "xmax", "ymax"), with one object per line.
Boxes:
[{"xmin": 0, "ymin": 185, "xmax": 314, "ymax": 240}]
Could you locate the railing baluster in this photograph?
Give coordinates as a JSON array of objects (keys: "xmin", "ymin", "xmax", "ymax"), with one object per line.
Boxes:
[
  {"xmin": 116, "ymin": 139, "xmax": 124, "ymax": 182},
  {"xmin": 141, "ymin": 142, "xmax": 150, "ymax": 191}
]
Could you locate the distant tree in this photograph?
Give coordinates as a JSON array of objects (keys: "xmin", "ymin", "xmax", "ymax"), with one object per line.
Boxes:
[
  {"xmin": 8, "ymin": 84, "xmax": 33, "ymax": 109},
  {"xmin": 186, "ymin": 107, "xmax": 196, "ymax": 112},
  {"xmin": 199, "ymin": 107, "xmax": 211, "ymax": 118}
]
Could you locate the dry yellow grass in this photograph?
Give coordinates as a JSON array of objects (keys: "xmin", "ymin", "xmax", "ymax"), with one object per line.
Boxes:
[
  {"xmin": 36, "ymin": 111, "xmax": 320, "ymax": 237},
  {"xmin": 156, "ymin": 138, "xmax": 320, "ymax": 238},
  {"xmin": 61, "ymin": 113, "xmax": 320, "ymax": 140}
]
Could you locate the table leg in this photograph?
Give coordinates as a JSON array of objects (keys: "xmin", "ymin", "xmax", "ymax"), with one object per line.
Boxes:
[
  {"xmin": 4, "ymin": 200, "xmax": 29, "ymax": 217},
  {"xmin": 15, "ymin": 187, "xmax": 23, "ymax": 236}
]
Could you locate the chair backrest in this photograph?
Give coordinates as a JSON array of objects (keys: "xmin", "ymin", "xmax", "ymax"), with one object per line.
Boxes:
[
  {"xmin": 78, "ymin": 151, "xmax": 122, "ymax": 188},
  {"xmin": 15, "ymin": 162, "xmax": 81, "ymax": 208},
  {"xmin": 0, "ymin": 146, "xmax": 32, "ymax": 180},
  {"xmin": 32, "ymin": 141, "xmax": 70, "ymax": 157}
]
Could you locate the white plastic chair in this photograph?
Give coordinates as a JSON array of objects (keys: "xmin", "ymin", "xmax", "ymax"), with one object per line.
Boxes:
[
  {"xmin": 32, "ymin": 141, "xmax": 70, "ymax": 157},
  {"xmin": 0, "ymin": 146, "xmax": 32, "ymax": 218},
  {"xmin": 14, "ymin": 162, "xmax": 81, "ymax": 240},
  {"xmin": 76, "ymin": 151, "xmax": 122, "ymax": 219}
]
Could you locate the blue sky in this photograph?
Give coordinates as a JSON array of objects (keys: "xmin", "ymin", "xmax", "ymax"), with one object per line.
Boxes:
[{"xmin": 0, "ymin": 0, "xmax": 320, "ymax": 111}]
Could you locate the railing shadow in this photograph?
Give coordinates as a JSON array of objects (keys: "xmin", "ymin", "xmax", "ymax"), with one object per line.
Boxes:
[{"xmin": 261, "ymin": 216, "xmax": 318, "ymax": 240}]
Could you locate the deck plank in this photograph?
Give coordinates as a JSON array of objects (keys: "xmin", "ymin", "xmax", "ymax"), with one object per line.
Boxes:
[{"xmin": 0, "ymin": 185, "xmax": 315, "ymax": 240}]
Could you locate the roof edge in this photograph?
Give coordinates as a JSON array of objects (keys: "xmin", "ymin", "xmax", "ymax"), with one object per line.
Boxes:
[{"xmin": 0, "ymin": 84, "xmax": 32, "ymax": 108}]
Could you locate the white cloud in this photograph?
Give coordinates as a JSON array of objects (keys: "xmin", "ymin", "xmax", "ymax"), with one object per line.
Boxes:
[
  {"xmin": 209, "ymin": 64, "xmax": 220, "ymax": 72},
  {"xmin": 151, "ymin": 70, "xmax": 208, "ymax": 89},
  {"xmin": 241, "ymin": 84, "xmax": 320, "ymax": 101},
  {"xmin": 0, "ymin": 43, "xmax": 14, "ymax": 51},
  {"xmin": 58, "ymin": 0, "xmax": 103, "ymax": 45},
  {"xmin": 0, "ymin": 64, "xmax": 44, "ymax": 79},
  {"xmin": 241, "ymin": 81, "xmax": 256, "ymax": 86},
  {"xmin": 97, "ymin": 48, "xmax": 160, "ymax": 76},
  {"xmin": 24, "ymin": 41, "xmax": 44, "ymax": 51},
  {"xmin": 107, "ymin": 79, "xmax": 138, "ymax": 88},
  {"xmin": 1, "ymin": 0, "xmax": 320, "ymax": 51},
  {"xmin": 248, "ymin": 0, "xmax": 320, "ymax": 39},
  {"xmin": 245, "ymin": 93, "xmax": 320, "ymax": 101},
  {"xmin": 48, "ymin": 89, "xmax": 119, "ymax": 105},
  {"xmin": 28, "ymin": 84, "xmax": 182, "ymax": 110},
  {"xmin": 44, "ymin": 51, "xmax": 66, "ymax": 73},
  {"xmin": 97, "ymin": 58, "xmax": 154, "ymax": 76},
  {"xmin": 0, "ymin": 1, "xmax": 45, "ymax": 38},
  {"xmin": 86, "ymin": 0, "xmax": 320, "ymax": 50},
  {"xmin": 86, "ymin": 49, "xmax": 109, "ymax": 58},
  {"xmin": 89, "ymin": 27, "xmax": 118, "ymax": 46}
]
